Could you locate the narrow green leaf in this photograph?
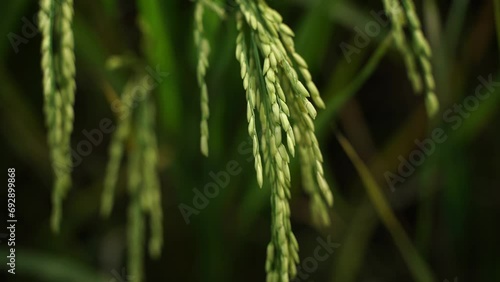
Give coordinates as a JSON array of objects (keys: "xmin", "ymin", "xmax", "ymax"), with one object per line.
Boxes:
[
  {"xmin": 337, "ymin": 133, "xmax": 436, "ymax": 282},
  {"xmin": 137, "ymin": 0, "xmax": 182, "ymax": 136},
  {"xmin": 317, "ymin": 34, "xmax": 393, "ymax": 138}
]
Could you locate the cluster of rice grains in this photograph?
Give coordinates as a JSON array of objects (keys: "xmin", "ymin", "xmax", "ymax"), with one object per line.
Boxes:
[
  {"xmin": 382, "ymin": 0, "xmax": 439, "ymax": 117},
  {"xmin": 39, "ymin": 0, "xmax": 76, "ymax": 232},
  {"xmin": 195, "ymin": 0, "xmax": 226, "ymax": 157},
  {"xmin": 100, "ymin": 75, "xmax": 164, "ymax": 282},
  {"xmin": 195, "ymin": 1, "xmax": 334, "ymax": 281}
]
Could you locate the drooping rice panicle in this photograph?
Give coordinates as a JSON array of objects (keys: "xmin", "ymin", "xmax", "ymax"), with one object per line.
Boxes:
[
  {"xmin": 100, "ymin": 81, "xmax": 134, "ymax": 217},
  {"xmin": 39, "ymin": 0, "xmax": 76, "ymax": 232},
  {"xmin": 101, "ymin": 74, "xmax": 164, "ymax": 282},
  {"xmin": 56, "ymin": 0, "xmax": 76, "ymax": 163},
  {"xmin": 382, "ymin": 0, "xmax": 439, "ymax": 117},
  {"xmin": 137, "ymin": 97, "xmax": 163, "ymax": 258},
  {"xmin": 232, "ymin": 1, "xmax": 333, "ymax": 280},
  {"xmin": 236, "ymin": 15, "xmax": 264, "ymax": 188},
  {"xmin": 194, "ymin": 2, "xmax": 211, "ymax": 157},
  {"xmin": 400, "ymin": 0, "xmax": 439, "ymax": 117},
  {"xmin": 195, "ymin": 0, "xmax": 226, "ymax": 157},
  {"xmin": 382, "ymin": 0, "xmax": 423, "ymax": 93}
]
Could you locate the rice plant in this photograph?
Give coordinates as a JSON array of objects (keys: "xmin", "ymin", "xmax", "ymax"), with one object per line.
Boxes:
[
  {"xmin": 196, "ymin": 1, "xmax": 333, "ymax": 280},
  {"xmin": 100, "ymin": 71, "xmax": 164, "ymax": 282},
  {"xmin": 37, "ymin": 0, "xmax": 436, "ymax": 281},
  {"xmin": 25, "ymin": 0, "xmax": 499, "ymax": 281},
  {"xmin": 39, "ymin": 0, "xmax": 76, "ymax": 232},
  {"xmin": 382, "ymin": 0, "xmax": 439, "ymax": 117}
]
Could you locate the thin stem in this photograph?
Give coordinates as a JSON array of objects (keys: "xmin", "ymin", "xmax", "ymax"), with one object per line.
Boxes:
[{"xmin": 337, "ymin": 133, "xmax": 436, "ymax": 282}]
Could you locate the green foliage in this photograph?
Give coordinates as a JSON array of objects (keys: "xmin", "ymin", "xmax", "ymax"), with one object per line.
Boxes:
[{"xmin": 338, "ymin": 133, "xmax": 435, "ymax": 282}]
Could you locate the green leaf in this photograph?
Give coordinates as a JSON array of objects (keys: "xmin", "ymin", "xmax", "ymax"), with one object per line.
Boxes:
[
  {"xmin": 137, "ymin": 0, "xmax": 182, "ymax": 136},
  {"xmin": 337, "ymin": 133, "xmax": 436, "ymax": 282}
]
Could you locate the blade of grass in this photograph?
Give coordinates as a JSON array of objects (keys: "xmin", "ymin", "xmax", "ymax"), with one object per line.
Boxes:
[
  {"xmin": 450, "ymin": 73, "xmax": 500, "ymax": 144},
  {"xmin": 333, "ymin": 198, "xmax": 378, "ymax": 282},
  {"xmin": 424, "ymin": 0, "xmax": 452, "ymax": 105},
  {"xmin": 136, "ymin": 0, "xmax": 182, "ymax": 136},
  {"xmin": 317, "ymin": 34, "xmax": 393, "ymax": 139},
  {"xmin": 337, "ymin": 133, "xmax": 436, "ymax": 282},
  {"xmin": 444, "ymin": 0, "xmax": 470, "ymax": 56}
]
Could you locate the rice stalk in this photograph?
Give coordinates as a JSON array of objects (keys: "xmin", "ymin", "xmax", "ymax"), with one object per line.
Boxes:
[
  {"xmin": 137, "ymin": 97, "xmax": 163, "ymax": 258},
  {"xmin": 229, "ymin": 1, "xmax": 333, "ymax": 280},
  {"xmin": 100, "ymin": 83, "xmax": 134, "ymax": 217},
  {"xmin": 400, "ymin": 0, "xmax": 439, "ymax": 117},
  {"xmin": 100, "ymin": 73, "xmax": 163, "ymax": 282},
  {"xmin": 39, "ymin": 0, "xmax": 76, "ymax": 232},
  {"xmin": 126, "ymin": 139, "xmax": 144, "ymax": 282},
  {"xmin": 382, "ymin": 0, "xmax": 439, "ymax": 117},
  {"xmin": 194, "ymin": 0, "xmax": 226, "ymax": 156},
  {"xmin": 195, "ymin": 2, "xmax": 211, "ymax": 157},
  {"xmin": 382, "ymin": 0, "xmax": 422, "ymax": 93}
]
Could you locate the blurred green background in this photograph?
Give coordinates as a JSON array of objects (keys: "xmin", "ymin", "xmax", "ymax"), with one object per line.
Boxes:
[{"xmin": 0, "ymin": 0, "xmax": 499, "ymax": 281}]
